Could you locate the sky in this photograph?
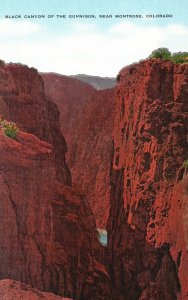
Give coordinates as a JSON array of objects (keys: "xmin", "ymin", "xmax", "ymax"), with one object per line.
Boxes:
[{"xmin": 0, "ymin": 0, "xmax": 188, "ymax": 76}]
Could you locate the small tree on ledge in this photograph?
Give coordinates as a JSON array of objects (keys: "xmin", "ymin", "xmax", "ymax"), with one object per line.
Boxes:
[{"xmin": 0, "ymin": 118, "xmax": 19, "ymax": 140}]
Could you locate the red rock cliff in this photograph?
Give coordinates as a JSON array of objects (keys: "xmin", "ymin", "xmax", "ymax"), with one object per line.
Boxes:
[
  {"xmin": 107, "ymin": 59, "xmax": 188, "ymax": 299},
  {"xmin": 0, "ymin": 61, "xmax": 109, "ymax": 300},
  {"xmin": 0, "ymin": 279, "xmax": 71, "ymax": 300},
  {"xmin": 0, "ymin": 62, "xmax": 71, "ymax": 184},
  {"xmin": 42, "ymin": 73, "xmax": 115, "ymax": 228}
]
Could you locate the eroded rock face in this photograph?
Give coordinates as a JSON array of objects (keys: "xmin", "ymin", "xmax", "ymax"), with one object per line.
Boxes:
[
  {"xmin": 0, "ymin": 130, "xmax": 109, "ymax": 300},
  {"xmin": 0, "ymin": 62, "xmax": 109, "ymax": 300},
  {"xmin": 107, "ymin": 59, "xmax": 188, "ymax": 299},
  {"xmin": 0, "ymin": 62, "xmax": 71, "ymax": 184},
  {"xmin": 42, "ymin": 73, "xmax": 115, "ymax": 228},
  {"xmin": 0, "ymin": 279, "xmax": 71, "ymax": 300},
  {"xmin": 68, "ymin": 88, "xmax": 115, "ymax": 229}
]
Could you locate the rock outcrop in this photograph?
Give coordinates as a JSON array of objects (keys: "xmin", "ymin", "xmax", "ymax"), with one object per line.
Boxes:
[
  {"xmin": 0, "ymin": 62, "xmax": 71, "ymax": 185},
  {"xmin": 0, "ymin": 61, "xmax": 109, "ymax": 300},
  {"xmin": 107, "ymin": 59, "xmax": 188, "ymax": 299},
  {"xmin": 0, "ymin": 279, "xmax": 71, "ymax": 300},
  {"xmin": 42, "ymin": 73, "xmax": 115, "ymax": 228}
]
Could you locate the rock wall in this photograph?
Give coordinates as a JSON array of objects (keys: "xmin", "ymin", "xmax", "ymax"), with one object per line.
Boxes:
[
  {"xmin": 1, "ymin": 58, "xmax": 187, "ymax": 300},
  {"xmin": 107, "ymin": 59, "xmax": 188, "ymax": 299},
  {"xmin": 68, "ymin": 88, "xmax": 115, "ymax": 228},
  {"xmin": 42, "ymin": 73, "xmax": 115, "ymax": 228},
  {"xmin": 0, "ymin": 279, "xmax": 71, "ymax": 300},
  {"xmin": 0, "ymin": 62, "xmax": 71, "ymax": 184},
  {"xmin": 0, "ymin": 61, "xmax": 109, "ymax": 300}
]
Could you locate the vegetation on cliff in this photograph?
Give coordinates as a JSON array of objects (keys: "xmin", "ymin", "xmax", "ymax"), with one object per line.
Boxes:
[
  {"xmin": 149, "ymin": 47, "xmax": 188, "ymax": 63},
  {"xmin": 0, "ymin": 118, "xmax": 19, "ymax": 139}
]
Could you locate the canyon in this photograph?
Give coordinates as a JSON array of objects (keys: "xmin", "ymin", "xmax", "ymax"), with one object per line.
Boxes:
[
  {"xmin": 0, "ymin": 57, "xmax": 187, "ymax": 300},
  {"xmin": 41, "ymin": 73, "xmax": 115, "ymax": 228},
  {"xmin": 0, "ymin": 61, "xmax": 109, "ymax": 300}
]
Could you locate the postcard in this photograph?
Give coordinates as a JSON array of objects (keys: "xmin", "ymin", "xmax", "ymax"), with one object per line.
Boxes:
[{"xmin": 0, "ymin": 1, "xmax": 187, "ymax": 299}]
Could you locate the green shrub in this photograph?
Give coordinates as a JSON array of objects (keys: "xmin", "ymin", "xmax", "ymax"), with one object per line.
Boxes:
[
  {"xmin": 0, "ymin": 118, "xmax": 19, "ymax": 139},
  {"xmin": 171, "ymin": 52, "xmax": 188, "ymax": 64},
  {"xmin": 149, "ymin": 48, "xmax": 171, "ymax": 60},
  {"xmin": 149, "ymin": 48, "xmax": 188, "ymax": 64}
]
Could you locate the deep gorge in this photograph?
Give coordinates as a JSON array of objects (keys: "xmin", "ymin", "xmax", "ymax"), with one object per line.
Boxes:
[{"xmin": 0, "ymin": 58, "xmax": 187, "ymax": 299}]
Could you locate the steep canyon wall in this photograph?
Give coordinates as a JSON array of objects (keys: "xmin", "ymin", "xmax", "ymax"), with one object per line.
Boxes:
[
  {"xmin": 0, "ymin": 61, "xmax": 109, "ymax": 300},
  {"xmin": 42, "ymin": 73, "xmax": 115, "ymax": 228},
  {"xmin": 107, "ymin": 59, "xmax": 188, "ymax": 300}
]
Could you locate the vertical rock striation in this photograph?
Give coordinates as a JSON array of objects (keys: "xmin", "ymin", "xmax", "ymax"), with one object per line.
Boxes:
[
  {"xmin": 68, "ymin": 88, "xmax": 115, "ymax": 228},
  {"xmin": 0, "ymin": 61, "xmax": 109, "ymax": 300},
  {"xmin": 42, "ymin": 73, "xmax": 115, "ymax": 228},
  {"xmin": 107, "ymin": 59, "xmax": 188, "ymax": 299}
]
